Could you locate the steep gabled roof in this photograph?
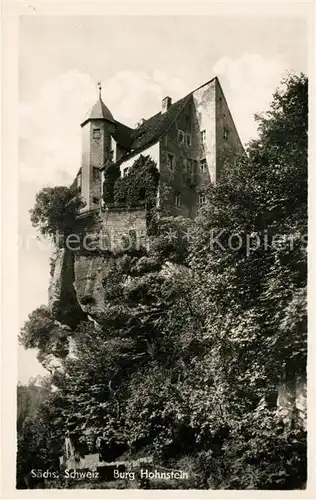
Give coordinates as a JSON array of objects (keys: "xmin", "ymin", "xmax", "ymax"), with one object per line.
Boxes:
[
  {"xmin": 112, "ymin": 121, "xmax": 133, "ymax": 150},
  {"xmin": 126, "ymin": 94, "xmax": 191, "ymax": 157}
]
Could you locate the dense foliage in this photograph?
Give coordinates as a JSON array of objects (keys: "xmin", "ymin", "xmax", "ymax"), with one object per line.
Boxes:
[
  {"xmin": 30, "ymin": 186, "xmax": 83, "ymax": 239},
  {"xmin": 18, "ymin": 74, "xmax": 307, "ymax": 489},
  {"xmin": 112, "ymin": 154, "xmax": 159, "ymax": 208},
  {"xmin": 102, "ymin": 161, "xmax": 121, "ymax": 204}
]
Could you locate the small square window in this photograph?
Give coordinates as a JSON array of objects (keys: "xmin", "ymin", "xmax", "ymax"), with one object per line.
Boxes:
[
  {"xmin": 167, "ymin": 153, "xmax": 174, "ymax": 169},
  {"xmin": 93, "ymin": 128, "xmax": 101, "ymax": 139},
  {"xmin": 175, "ymin": 194, "xmax": 181, "ymax": 207},
  {"xmin": 178, "ymin": 130, "xmax": 185, "ymax": 144},
  {"xmin": 200, "ymin": 159, "xmax": 207, "ymax": 173},
  {"xmin": 201, "ymin": 130, "xmax": 206, "ymax": 143},
  {"xmin": 223, "ymin": 128, "xmax": 229, "ymax": 141},
  {"xmin": 93, "ymin": 167, "xmax": 100, "ymax": 181},
  {"xmin": 199, "ymin": 194, "xmax": 206, "ymax": 206}
]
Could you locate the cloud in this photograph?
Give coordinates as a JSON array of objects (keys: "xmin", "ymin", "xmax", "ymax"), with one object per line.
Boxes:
[
  {"xmin": 19, "ymin": 69, "xmax": 187, "ymax": 188},
  {"xmin": 213, "ymin": 53, "xmax": 288, "ymax": 143},
  {"xmin": 19, "ymin": 56, "xmax": 289, "ymax": 190}
]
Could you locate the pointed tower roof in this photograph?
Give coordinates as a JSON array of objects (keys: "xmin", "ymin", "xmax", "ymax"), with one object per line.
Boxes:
[
  {"xmin": 81, "ymin": 82, "xmax": 115, "ymax": 127},
  {"xmin": 89, "ymin": 98, "xmax": 115, "ymax": 122}
]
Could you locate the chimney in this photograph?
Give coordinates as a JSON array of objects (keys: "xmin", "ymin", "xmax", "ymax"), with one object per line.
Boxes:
[{"xmin": 162, "ymin": 96, "xmax": 172, "ymax": 113}]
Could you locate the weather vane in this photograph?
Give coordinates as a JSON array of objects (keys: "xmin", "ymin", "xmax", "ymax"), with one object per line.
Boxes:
[{"xmin": 97, "ymin": 81, "xmax": 102, "ymax": 99}]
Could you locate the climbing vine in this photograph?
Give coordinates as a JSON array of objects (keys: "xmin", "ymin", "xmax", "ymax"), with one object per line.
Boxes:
[
  {"xmin": 112, "ymin": 155, "xmax": 159, "ymax": 208},
  {"xmin": 103, "ymin": 161, "xmax": 121, "ymax": 205}
]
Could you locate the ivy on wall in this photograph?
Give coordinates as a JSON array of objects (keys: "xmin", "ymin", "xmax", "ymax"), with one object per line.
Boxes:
[
  {"xmin": 104, "ymin": 155, "xmax": 159, "ymax": 208},
  {"xmin": 103, "ymin": 161, "xmax": 121, "ymax": 205}
]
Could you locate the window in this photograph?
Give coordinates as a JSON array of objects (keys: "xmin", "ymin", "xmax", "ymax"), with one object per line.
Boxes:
[
  {"xmin": 223, "ymin": 128, "xmax": 229, "ymax": 140},
  {"xmin": 175, "ymin": 193, "xmax": 181, "ymax": 207},
  {"xmin": 93, "ymin": 167, "xmax": 100, "ymax": 181},
  {"xmin": 93, "ymin": 128, "xmax": 101, "ymax": 139},
  {"xmin": 201, "ymin": 130, "xmax": 206, "ymax": 143},
  {"xmin": 93, "ymin": 197, "xmax": 100, "ymax": 204},
  {"xmin": 199, "ymin": 194, "xmax": 206, "ymax": 206},
  {"xmin": 123, "ymin": 167, "xmax": 129, "ymax": 177},
  {"xmin": 185, "ymin": 133, "xmax": 191, "ymax": 146},
  {"xmin": 200, "ymin": 158, "xmax": 207, "ymax": 173},
  {"xmin": 187, "ymin": 158, "xmax": 192, "ymax": 172},
  {"xmin": 178, "ymin": 130, "xmax": 185, "ymax": 144},
  {"xmin": 183, "ymin": 158, "xmax": 187, "ymax": 171},
  {"xmin": 167, "ymin": 153, "xmax": 174, "ymax": 169},
  {"xmin": 192, "ymin": 160, "xmax": 198, "ymax": 174}
]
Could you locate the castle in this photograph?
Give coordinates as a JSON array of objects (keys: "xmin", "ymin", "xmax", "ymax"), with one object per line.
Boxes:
[
  {"xmin": 72, "ymin": 77, "xmax": 244, "ymax": 219},
  {"xmin": 48, "ymin": 76, "xmax": 306, "ymax": 445}
]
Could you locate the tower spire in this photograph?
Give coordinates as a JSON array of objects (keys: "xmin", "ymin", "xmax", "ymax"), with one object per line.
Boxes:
[{"xmin": 97, "ymin": 81, "xmax": 102, "ymax": 100}]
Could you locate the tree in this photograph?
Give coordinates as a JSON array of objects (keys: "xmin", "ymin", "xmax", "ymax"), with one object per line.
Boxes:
[
  {"xmin": 30, "ymin": 186, "xmax": 84, "ymax": 239},
  {"xmin": 17, "ymin": 389, "xmax": 65, "ymax": 488},
  {"xmin": 19, "ymin": 306, "xmax": 70, "ymax": 364},
  {"xmin": 187, "ymin": 72, "xmax": 307, "ymax": 488}
]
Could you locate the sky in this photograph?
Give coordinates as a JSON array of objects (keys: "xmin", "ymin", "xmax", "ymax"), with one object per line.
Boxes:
[{"xmin": 18, "ymin": 13, "xmax": 307, "ymax": 383}]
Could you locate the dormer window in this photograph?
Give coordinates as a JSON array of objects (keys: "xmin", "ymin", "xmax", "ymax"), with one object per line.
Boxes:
[
  {"xmin": 123, "ymin": 167, "xmax": 129, "ymax": 177},
  {"xmin": 93, "ymin": 128, "xmax": 101, "ymax": 139}
]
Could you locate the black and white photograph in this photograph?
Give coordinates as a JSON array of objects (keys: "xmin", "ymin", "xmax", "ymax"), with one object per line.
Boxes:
[{"xmin": 7, "ymin": 2, "xmax": 312, "ymax": 492}]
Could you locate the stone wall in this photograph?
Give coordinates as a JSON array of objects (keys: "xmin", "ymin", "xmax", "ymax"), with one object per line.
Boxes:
[
  {"xmin": 99, "ymin": 206, "xmax": 147, "ymax": 249},
  {"xmin": 159, "ymin": 96, "xmax": 203, "ymax": 219},
  {"xmin": 192, "ymin": 79, "xmax": 217, "ymax": 183},
  {"xmin": 215, "ymin": 80, "xmax": 244, "ymax": 180},
  {"xmin": 48, "ymin": 207, "xmax": 147, "ymax": 322}
]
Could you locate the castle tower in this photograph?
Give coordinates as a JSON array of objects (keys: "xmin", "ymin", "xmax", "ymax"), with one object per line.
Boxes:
[{"xmin": 80, "ymin": 83, "xmax": 116, "ymax": 211}]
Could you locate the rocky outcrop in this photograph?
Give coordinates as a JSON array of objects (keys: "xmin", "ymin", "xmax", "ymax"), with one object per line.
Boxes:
[
  {"xmin": 48, "ymin": 247, "xmax": 65, "ymax": 317},
  {"xmin": 47, "ymin": 209, "xmax": 307, "ymax": 429},
  {"xmin": 73, "ymin": 253, "xmax": 114, "ymax": 316},
  {"xmin": 48, "ymin": 207, "xmax": 147, "ymax": 324}
]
